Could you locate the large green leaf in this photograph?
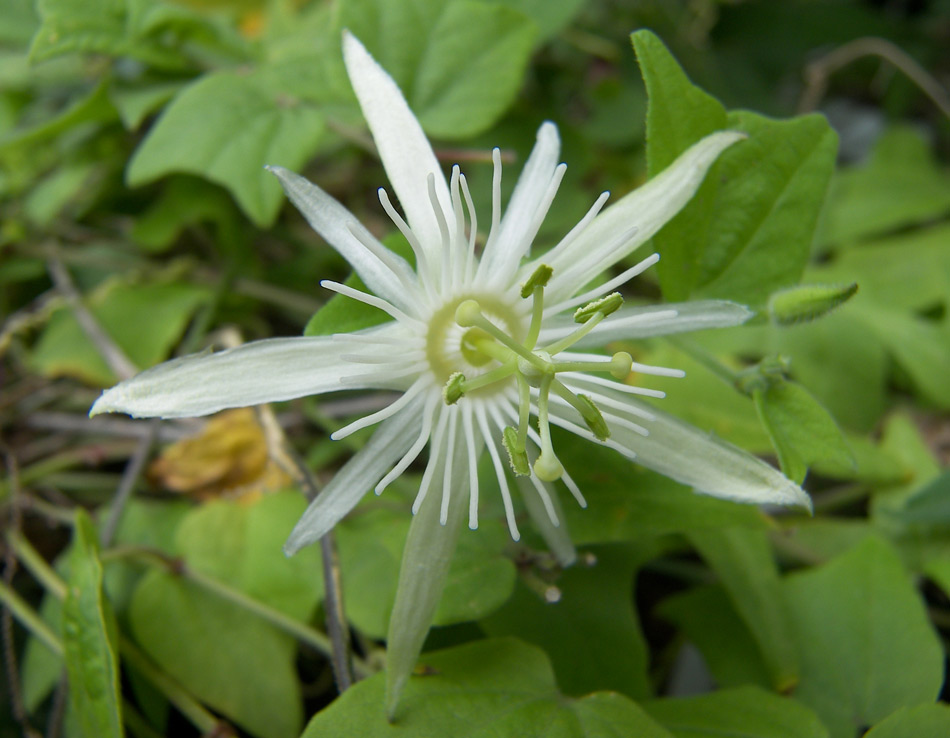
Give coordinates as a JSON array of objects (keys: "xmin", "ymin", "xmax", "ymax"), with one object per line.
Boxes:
[
  {"xmin": 127, "ymin": 491, "xmax": 323, "ymax": 738},
  {"xmin": 752, "ymin": 379, "xmax": 852, "ymax": 484},
  {"xmin": 338, "ymin": 0, "xmax": 537, "ymax": 138},
  {"xmin": 863, "ymin": 704, "xmax": 950, "ymax": 738},
  {"xmin": 63, "ymin": 510, "xmax": 123, "ymax": 738},
  {"xmin": 632, "ymin": 29, "xmax": 837, "ymax": 306},
  {"xmin": 127, "ymin": 71, "xmax": 327, "ymax": 227},
  {"xmin": 302, "ymin": 638, "xmax": 674, "ymax": 736},
  {"xmin": 644, "ymin": 687, "xmax": 829, "ymax": 738},
  {"xmin": 29, "ymin": 279, "xmax": 210, "ymax": 386},
  {"xmin": 687, "ymin": 527, "xmax": 799, "ymax": 691},
  {"xmin": 818, "ymin": 127, "xmax": 950, "ymax": 249},
  {"xmin": 784, "ymin": 537, "xmax": 943, "ymax": 738},
  {"xmin": 481, "ymin": 543, "xmax": 652, "ymax": 700}
]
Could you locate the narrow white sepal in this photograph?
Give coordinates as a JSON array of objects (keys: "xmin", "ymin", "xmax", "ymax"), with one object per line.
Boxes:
[
  {"xmin": 534, "ymin": 131, "xmax": 746, "ymax": 304},
  {"xmin": 342, "ymin": 32, "xmax": 452, "ymax": 270},
  {"xmin": 284, "ymin": 400, "xmax": 425, "ymax": 555}
]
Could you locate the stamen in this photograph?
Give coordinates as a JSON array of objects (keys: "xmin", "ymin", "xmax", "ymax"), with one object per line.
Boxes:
[
  {"xmin": 427, "ymin": 172, "xmax": 452, "ymax": 291},
  {"xmin": 443, "ymin": 372, "xmax": 466, "ymax": 405},
  {"xmin": 574, "ymin": 293, "xmax": 624, "ymax": 323},
  {"xmin": 542, "ymin": 310, "xmax": 610, "ymax": 355},
  {"xmin": 502, "ymin": 426, "xmax": 530, "ymax": 476},
  {"xmin": 533, "ymin": 373, "xmax": 563, "ymax": 482},
  {"xmin": 521, "ymin": 264, "xmax": 552, "ymax": 350},
  {"xmin": 331, "ymin": 379, "xmax": 428, "ymax": 440},
  {"xmin": 459, "ymin": 362, "xmax": 517, "ymax": 394},
  {"xmin": 320, "ymin": 280, "xmax": 423, "ymax": 326},
  {"xmin": 550, "ymin": 382, "xmax": 610, "ymax": 440}
]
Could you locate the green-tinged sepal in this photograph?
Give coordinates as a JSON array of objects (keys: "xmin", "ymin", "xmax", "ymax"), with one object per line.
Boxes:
[
  {"xmin": 442, "ymin": 372, "xmax": 466, "ymax": 405},
  {"xmin": 502, "ymin": 426, "xmax": 530, "ymax": 475},
  {"xmin": 520, "ymin": 264, "xmax": 553, "ymax": 298},
  {"xmin": 577, "ymin": 394, "xmax": 610, "ymax": 441},
  {"xmin": 768, "ymin": 283, "xmax": 858, "ymax": 326},
  {"xmin": 574, "ymin": 292, "xmax": 624, "ymax": 323}
]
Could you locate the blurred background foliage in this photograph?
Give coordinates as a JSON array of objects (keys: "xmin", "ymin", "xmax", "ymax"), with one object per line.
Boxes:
[{"xmin": 2, "ymin": 0, "xmax": 950, "ymax": 737}]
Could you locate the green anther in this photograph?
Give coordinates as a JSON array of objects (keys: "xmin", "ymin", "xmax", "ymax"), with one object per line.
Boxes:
[
  {"xmin": 442, "ymin": 372, "xmax": 466, "ymax": 404},
  {"xmin": 576, "ymin": 394, "xmax": 610, "ymax": 440},
  {"xmin": 574, "ymin": 292, "xmax": 624, "ymax": 323},
  {"xmin": 502, "ymin": 426, "xmax": 530, "ymax": 476},
  {"xmin": 520, "ymin": 264, "xmax": 553, "ymax": 299}
]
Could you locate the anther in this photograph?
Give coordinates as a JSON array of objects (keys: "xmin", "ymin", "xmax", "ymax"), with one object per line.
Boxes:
[
  {"xmin": 520, "ymin": 264, "xmax": 553, "ymax": 299},
  {"xmin": 502, "ymin": 426, "xmax": 530, "ymax": 476},
  {"xmin": 574, "ymin": 292, "xmax": 624, "ymax": 323},
  {"xmin": 443, "ymin": 372, "xmax": 466, "ymax": 405},
  {"xmin": 576, "ymin": 394, "xmax": 609, "ymax": 441}
]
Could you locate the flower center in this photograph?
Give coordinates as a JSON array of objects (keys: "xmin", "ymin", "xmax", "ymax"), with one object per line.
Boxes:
[
  {"xmin": 424, "ymin": 294, "xmax": 524, "ymax": 384},
  {"xmin": 442, "ymin": 265, "xmax": 631, "ymax": 483}
]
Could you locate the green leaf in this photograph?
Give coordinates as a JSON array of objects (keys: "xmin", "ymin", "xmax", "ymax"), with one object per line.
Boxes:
[
  {"xmin": 752, "ymin": 379, "xmax": 853, "ymax": 484},
  {"xmin": 129, "ymin": 570, "xmax": 302, "ymax": 738},
  {"xmin": 109, "ymin": 79, "xmax": 186, "ymax": 131},
  {"xmin": 687, "ymin": 527, "xmax": 799, "ymax": 691},
  {"xmin": 863, "ymin": 704, "xmax": 950, "ymax": 738},
  {"xmin": 784, "ymin": 537, "xmax": 943, "ymax": 738},
  {"xmin": 29, "ymin": 279, "xmax": 211, "ymax": 386},
  {"xmin": 632, "ymin": 30, "xmax": 837, "ymax": 306},
  {"xmin": 127, "ymin": 492, "xmax": 322, "ymax": 738},
  {"xmin": 30, "ymin": 0, "xmax": 129, "ymax": 63},
  {"xmin": 127, "ymin": 71, "xmax": 327, "ymax": 226},
  {"xmin": 658, "ymin": 585, "xmax": 773, "ymax": 690},
  {"xmin": 63, "ymin": 510, "xmax": 123, "ymax": 738},
  {"xmin": 481, "ymin": 543, "xmax": 652, "ymax": 700},
  {"xmin": 339, "ymin": 0, "xmax": 537, "ymax": 138},
  {"xmin": 643, "ymin": 686, "xmax": 829, "ymax": 738},
  {"xmin": 333, "ymin": 492, "xmax": 514, "ymax": 640},
  {"xmin": 819, "ymin": 126, "xmax": 950, "ymax": 249},
  {"xmin": 302, "ymin": 638, "xmax": 674, "ymax": 736},
  {"xmin": 632, "ymin": 29, "xmax": 726, "ymax": 302},
  {"xmin": 174, "ymin": 491, "xmax": 324, "ymax": 620},
  {"xmin": 481, "ymin": 0, "xmax": 585, "ymax": 40},
  {"xmin": 891, "ymin": 471, "xmax": 950, "ymax": 526}
]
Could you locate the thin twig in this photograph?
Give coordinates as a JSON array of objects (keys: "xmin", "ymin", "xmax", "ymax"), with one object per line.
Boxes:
[
  {"xmin": 256, "ymin": 406, "xmax": 356, "ymax": 691},
  {"xmin": 799, "ymin": 36, "xmax": 950, "ymax": 121},
  {"xmin": 99, "ymin": 422, "xmax": 158, "ymax": 547},
  {"xmin": 25, "ymin": 412, "xmax": 194, "ymax": 442},
  {"xmin": 46, "ymin": 257, "xmax": 137, "ymax": 382},
  {"xmin": 0, "ymin": 442, "xmax": 43, "ymax": 737}
]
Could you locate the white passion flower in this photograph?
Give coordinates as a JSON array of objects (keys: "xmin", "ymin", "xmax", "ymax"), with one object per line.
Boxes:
[
  {"xmin": 91, "ymin": 32, "xmax": 811, "ymax": 713},
  {"xmin": 91, "ymin": 32, "xmax": 811, "ymax": 550}
]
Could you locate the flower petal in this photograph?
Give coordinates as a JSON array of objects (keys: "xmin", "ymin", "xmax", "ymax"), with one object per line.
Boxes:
[
  {"xmin": 267, "ymin": 165, "xmax": 417, "ymax": 311},
  {"xmin": 385, "ymin": 409, "xmax": 471, "ymax": 719},
  {"xmin": 539, "ymin": 300, "xmax": 753, "ymax": 346},
  {"xmin": 284, "ymin": 399, "xmax": 427, "ymax": 555},
  {"xmin": 477, "ymin": 122, "xmax": 561, "ymax": 283},
  {"xmin": 554, "ymin": 391, "xmax": 812, "ymax": 511},
  {"xmin": 90, "ymin": 326, "xmax": 408, "ymax": 419},
  {"xmin": 533, "ymin": 131, "xmax": 745, "ymax": 303},
  {"xmin": 342, "ymin": 32, "xmax": 452, "ymax": 266}
]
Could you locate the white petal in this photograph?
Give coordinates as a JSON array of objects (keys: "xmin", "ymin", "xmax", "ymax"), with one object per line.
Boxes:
[
  {"xmin": 539, "ymin": 300, "xmax": 753, "ymax": 347},
  {"xmin": 534, "ymin": 131, "xmax": 745, "ymax": 303},
  {"xmin": 342, "ymin": 33, "xmax": 451, "ymax": 266},
  {"xmin": 89, "ymin": 326, "xmax": 408, "ymax": 419},
  {"xmin": 284, "ymin": 399, "xmax": 427, "ymax": 555},
  {"xmin": 477, "ymin": 122, "xmax": 561, "ymax": 282},
  {"xmin": 576, "ymin": 389, "xmax": 812, "ymax": 511},
  {"xmin": 267, "ymin": 166, "xmax": 417, "ymax": 312}
]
